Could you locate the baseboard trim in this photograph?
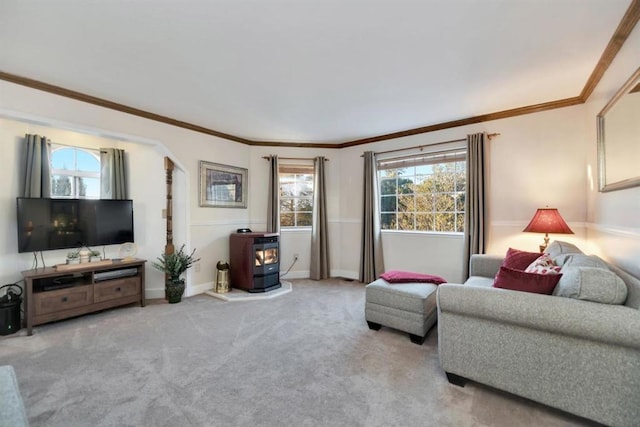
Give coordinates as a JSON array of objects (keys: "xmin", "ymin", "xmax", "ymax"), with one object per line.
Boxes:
[
  {"xmin": 331, "ymin": 269, "xmax": 359, "ymax": 281},
  {"xmin": 146, "ymin": 281, "xmax": 214, "ymax": 299},
  {"xmin": 188, "ymin": 281, "xmax": 214, "ymax": 296},
  {"xmin": 145, "ymin": 288, "xmax": 165, "ymax": 299},
  {"xmin": 150, "ymin": 272, "xmax": 360, "ymax": 296},
  {"xmin": 280, "ymin": 271, "xmax": 309, "ymax": 280}
]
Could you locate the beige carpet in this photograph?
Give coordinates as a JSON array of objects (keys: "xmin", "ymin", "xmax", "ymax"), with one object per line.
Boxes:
[{"xmin": 0, "ymin": 279, "xmax": 597, "ymax": 426}]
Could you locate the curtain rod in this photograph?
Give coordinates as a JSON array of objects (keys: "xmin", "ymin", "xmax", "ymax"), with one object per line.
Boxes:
[
  {"xmin": 362, "ymin": 133, "xmax": 500, "ymax": 157},
  {"xmin": 262, "ymin": 156, "xmax": 329, "ymax": 161},
  {"xmin": 46, "ymin": 140, "xmax": 102, "ymax": 150}
]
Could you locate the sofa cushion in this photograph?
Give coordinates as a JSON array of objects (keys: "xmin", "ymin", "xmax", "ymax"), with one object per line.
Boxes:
[
  {"xmin": 544, "ymin": 240, "xmax": 582, "ymax": 258},
  {"xmin": 366, "ymin": 279, "xmax": 438, "ymax": 314},
  {"xmin": 465, "ymin": 276, "xmax": 494, "ymax": 288},
  {"xmin": 554, "ymin": 266, "xmax": 628, "ymax": 305},
  {"xmin": 493, "ymin": 266, "xmax": 562, "ymax": 295},
  {"xmin": 501, "ymin": 248, "xmax": 542, "ymax": 271},
  {"xmin": 555, "ymin": 254, "xmax": 610, "ymax": 270},
  {"xmin": 525, "ymin": 253, "xmax": 561, "ymax": 274}
]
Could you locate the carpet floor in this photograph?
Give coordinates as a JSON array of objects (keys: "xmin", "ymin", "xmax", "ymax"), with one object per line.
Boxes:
[{"xmin": 1, "ymin": 279, "xmax": 597, "ymax": 427}]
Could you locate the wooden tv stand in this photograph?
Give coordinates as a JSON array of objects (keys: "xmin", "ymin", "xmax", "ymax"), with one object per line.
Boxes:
[{"xmin": 21, "ymin": 259, "xmax": 146, "ymax": 336}]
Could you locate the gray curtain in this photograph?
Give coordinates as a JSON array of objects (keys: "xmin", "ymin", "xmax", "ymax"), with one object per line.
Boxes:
[
  {"xmin": 359, "ymin": 151, "xmax": 385, "ymax": 283},
  {"xmin": 266, "ymin": 155, "xmax": 280, "ymax": 233},
  {"xmin": 310, "ymin": 157, "xmax": 330, "ymax": 280},
  {"xmin": 463, "ymin": 132, "xmax": 488, "ymax": 279},
  {"xmin": 100, "ymin": 148, "xmax": 127, "ymax": 199},
  {"xmin": 22, "ymin": 134, "xmax": 52, "ymax": 197}
]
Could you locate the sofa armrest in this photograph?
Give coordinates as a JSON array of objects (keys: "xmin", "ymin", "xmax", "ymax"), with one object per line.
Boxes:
[
  {"xmin": 0, "ymin": 366, "xmax": 28, "ymax": 427},
  {"xmin": 469, "ymin": 254, "xmax": 503, "ymax": 278},
  {"xmin": 437, "ymin": 284, "xmax": 640, "ymax": 350}
]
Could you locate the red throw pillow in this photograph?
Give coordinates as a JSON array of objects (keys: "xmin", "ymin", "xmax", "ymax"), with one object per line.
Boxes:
[
  {"xmin": 502, "ymin": 248, "xmax": 542, "ymax": 271},
  {"xmin": 380, "ymin": 270, "xmax": 447, "ymax": 284},
  {"xmin": 493, "ymin": 266, "xmax": 562, "ymax": 295}
]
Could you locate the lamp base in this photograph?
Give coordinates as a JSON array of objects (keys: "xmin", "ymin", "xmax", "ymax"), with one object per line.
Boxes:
[{"xmin": 539, "ymin": 233, "xmax": 550, "ymax": 253}]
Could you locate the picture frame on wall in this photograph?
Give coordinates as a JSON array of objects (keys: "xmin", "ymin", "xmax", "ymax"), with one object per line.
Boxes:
[{"xmin": 199, "ymin": 161, "xmax": 248, "ymax": 208}]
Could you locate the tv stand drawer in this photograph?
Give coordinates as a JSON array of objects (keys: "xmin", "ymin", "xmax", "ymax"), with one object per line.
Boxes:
[
  {"xmin": 94, "ymin": 277, "xmax": 140, "ymax": 303},
  {"xmin": 34, "ymin": 285, "xmax": 93, "ymax": 316}
]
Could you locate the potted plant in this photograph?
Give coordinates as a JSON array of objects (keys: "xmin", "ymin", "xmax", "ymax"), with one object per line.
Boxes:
[
  {"xmin": 66, "ymin": 250, "xmax": 80, "ymax": 264},
  {"xmin": 151, "ymin": 244, "xmax": 200, "ymax": 303},
  {"xmin": 89, "ymin": 250, "xmax": 102, "ymax": 262}
]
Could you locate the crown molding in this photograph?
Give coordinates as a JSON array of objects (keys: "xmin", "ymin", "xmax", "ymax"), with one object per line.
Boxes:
[
  {"xmin": 579, "ymin": 0, "xmax": 640, "ymax": 101},
  {"xmin": 1, "ymin": 0, "xmax": 638, "ymax": 149},
  {"xmin": 0, "ymin": 71, "xmax": 252, "ymax": 145},
  {"xmin": 339, "ymin": 97, "xmax": 584, "ymax": 147}
]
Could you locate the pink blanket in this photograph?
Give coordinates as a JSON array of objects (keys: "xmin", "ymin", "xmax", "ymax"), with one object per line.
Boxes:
[{"xmin": 380, "ymin": 270, "xmax": 447, "ymax": 284}]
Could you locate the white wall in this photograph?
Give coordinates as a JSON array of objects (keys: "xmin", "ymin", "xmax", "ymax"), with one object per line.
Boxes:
[
  {"xmin": 247, "ymin": 146, "xmax": 341, "ymax": 279},
  {"xmin": 335, "ymin": 104, "xmax": 590, "ymax": 283},
  {"xmin": 0, "ymin": 116, "xmax": 176, "ymax": 297},
  {"xmin": 0, "ymin": 79, "xmax": 594, "ymax": 290},
  {"xmin": 0, "ymin": 81, "xmax": 251, "ymax": 297},
  {"xmin": 585, "ymin": 23, "xmax": 640, "ymax": 277},
  {"xmin": 3, "ymin": 30, "xmax": 636, "ymax": 291}
]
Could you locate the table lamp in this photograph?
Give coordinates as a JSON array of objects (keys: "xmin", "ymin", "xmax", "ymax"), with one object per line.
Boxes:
[{"xmin": 523, "ymin": 208, "xmax": 574, "ymax": 252}]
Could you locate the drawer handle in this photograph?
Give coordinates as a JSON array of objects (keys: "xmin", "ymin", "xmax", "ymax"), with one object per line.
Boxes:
[
  {"xmin": 116, "ymin": 287, "xmax": 121, "ymax": 292},
  {"xmin": 62, "ymin": 296, "xmax": 68, "ymax": 302}
]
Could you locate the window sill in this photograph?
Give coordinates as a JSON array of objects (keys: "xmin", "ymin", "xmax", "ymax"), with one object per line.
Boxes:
[
  {"xmin": 381, "ymin": 230, "xmax": 463, "ymax": 238},
  {"xmin": 280, "ymin": 227, "xmax": 312, "ymax": 233}
]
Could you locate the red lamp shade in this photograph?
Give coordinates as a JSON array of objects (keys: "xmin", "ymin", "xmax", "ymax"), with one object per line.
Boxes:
[{"xmin": 523, "ymin": 208, "xmax": 574, "ymax": 252}]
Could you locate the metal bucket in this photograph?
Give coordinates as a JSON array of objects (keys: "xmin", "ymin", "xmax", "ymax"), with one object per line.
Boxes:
[{"xmin": 216, "ymin": 261, "xmax": 230, "ymax": 293}]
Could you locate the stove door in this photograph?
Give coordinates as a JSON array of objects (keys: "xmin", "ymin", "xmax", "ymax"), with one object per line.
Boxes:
[{"xmin": 254, "ymin": 242, "xmax": 279, "ymax": 275}]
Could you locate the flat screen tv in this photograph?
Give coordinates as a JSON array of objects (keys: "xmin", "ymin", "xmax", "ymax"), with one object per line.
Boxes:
[{"xmin": 16, "ymin": 198, "xmax": 134, "ymax": 253}]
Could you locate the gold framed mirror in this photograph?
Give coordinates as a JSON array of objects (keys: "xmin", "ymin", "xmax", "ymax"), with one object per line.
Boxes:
[{"xmin": 597, "ymin": 66, "xmax": 640, "ymax": 192}]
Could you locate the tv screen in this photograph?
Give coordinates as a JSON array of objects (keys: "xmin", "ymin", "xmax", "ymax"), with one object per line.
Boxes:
[{"xmin": 16, "ymin": 198, "xmax": 134, "ymax": 253}]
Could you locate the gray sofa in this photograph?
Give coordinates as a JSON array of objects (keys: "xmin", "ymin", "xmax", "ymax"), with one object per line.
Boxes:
[
  {"xmin": 0, "ymin": 365, "xmax": 28, "ymax": 426},
  {"xmin": 436, "ymin": 242, "xmax": 640, "ymax": 427}
]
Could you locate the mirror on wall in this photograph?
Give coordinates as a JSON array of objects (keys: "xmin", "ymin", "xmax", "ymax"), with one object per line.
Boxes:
[{"xmin": 597, "ymin": 66, "xmax": 640, "ymax": 192}]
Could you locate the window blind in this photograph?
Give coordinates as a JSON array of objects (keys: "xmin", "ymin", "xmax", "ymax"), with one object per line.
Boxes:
[
  {"xmin": 377, "ymin": 149, "xmax": 466, "ymax": 171},
  {"xmin": 279, "ymin": 164, "xmax": 314, "ymax": 175}
]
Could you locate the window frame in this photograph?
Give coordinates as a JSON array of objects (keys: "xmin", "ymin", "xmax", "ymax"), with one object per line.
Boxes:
[
  {"xmin": 50, "ymin": 145, "xmax": 101, "ymax": 199},
  {"xmin": 377, "ymin": 148, "xmax": 467, "ymax": 235},
  {"xmin": 279, "ymin": 163, "xmax": 315, "ymax": 229}
]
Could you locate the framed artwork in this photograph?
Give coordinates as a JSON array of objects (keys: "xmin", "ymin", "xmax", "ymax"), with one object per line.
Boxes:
[{"xmin": 199, "ymin": 161, "xmax": 248, "ymax": 208}]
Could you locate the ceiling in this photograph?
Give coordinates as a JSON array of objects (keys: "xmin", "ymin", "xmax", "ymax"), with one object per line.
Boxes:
[{"xmin": 0, "ymin": 0, "xmax": 633, "ymax": 144}]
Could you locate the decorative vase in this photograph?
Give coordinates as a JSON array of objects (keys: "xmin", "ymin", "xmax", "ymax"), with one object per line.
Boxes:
[
  {"xmin": 165, "ymin": 278, "xmax": 185, "ymax": 303},
  {"xmin": 79, "ymin": 249, "xmax": 90, "ymax": 264}
]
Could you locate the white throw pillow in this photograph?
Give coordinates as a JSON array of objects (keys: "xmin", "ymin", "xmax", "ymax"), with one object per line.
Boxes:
[{"xmin": 525, "ymin": 253, "xmax": 561, "ymax": 274}]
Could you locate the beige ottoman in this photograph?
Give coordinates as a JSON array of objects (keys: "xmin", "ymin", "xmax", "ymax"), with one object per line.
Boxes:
[{"xmin": 365, "ymin": 279, "xmax": 438, "ymax": 345}]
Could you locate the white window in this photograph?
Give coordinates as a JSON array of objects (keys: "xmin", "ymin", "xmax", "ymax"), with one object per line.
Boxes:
[
  {"xmin": 378, "ymin": 149, "xmax": 466, "ymax": 233},
  {"xmin": 50, "ymin": 145, "xmax": 101, "ymax": 199},
  {"xmin": 279, "ymin": 164, "xmax": 314, "ymax": 228}
]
